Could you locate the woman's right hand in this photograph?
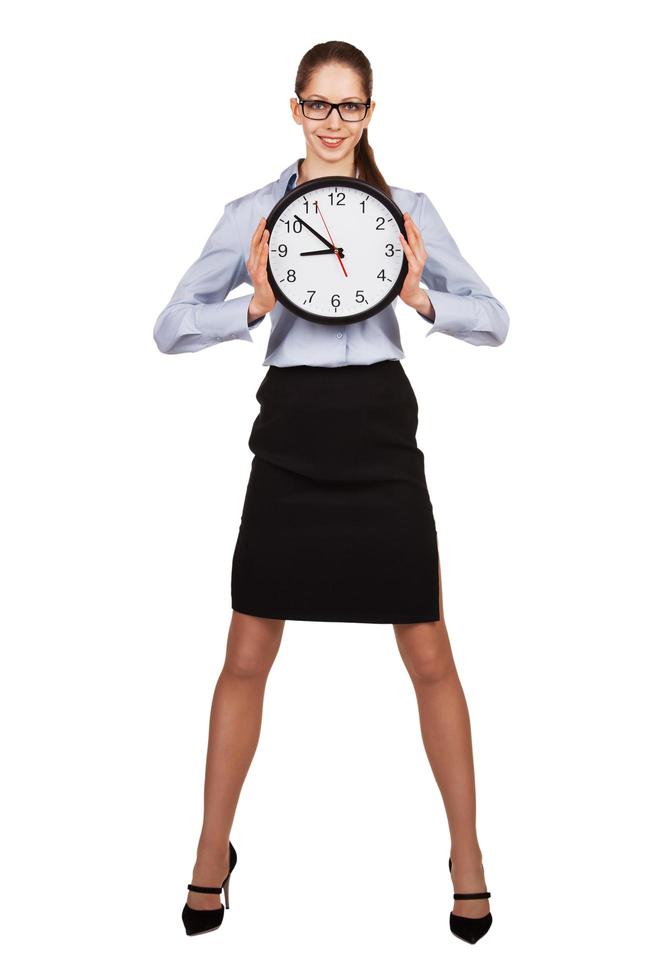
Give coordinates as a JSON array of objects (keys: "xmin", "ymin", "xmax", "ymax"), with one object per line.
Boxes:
[{"xmin": 247, "ymin": 218, "xmax": 276, "ymax": 320}]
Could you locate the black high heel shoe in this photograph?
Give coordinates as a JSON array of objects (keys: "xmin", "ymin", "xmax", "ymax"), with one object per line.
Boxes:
[
  {"xmin": 448, "ymin": 855, "xmax": 492, "ymax": 944},
  {"xmin": 182, "ymin": 841, "xmax": 238, "ymax": 936}
]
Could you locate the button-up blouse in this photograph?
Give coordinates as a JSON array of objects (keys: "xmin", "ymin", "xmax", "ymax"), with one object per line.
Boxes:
[{"xmin": 153, "ymin": 158, "xmax": 509, "ymax": 366}]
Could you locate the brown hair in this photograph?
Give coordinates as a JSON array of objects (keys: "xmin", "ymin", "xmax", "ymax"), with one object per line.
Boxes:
[{"xmin": 294, "ymin": 41, "xmax": 392, "ymax": 200}]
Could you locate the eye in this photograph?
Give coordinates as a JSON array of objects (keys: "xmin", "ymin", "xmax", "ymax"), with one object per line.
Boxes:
[
  {"xmin": 308, "ymin": 101, "xmax": 325, "ymax": 109},
  {"xmin": 344, "ymin": 103, "xmax": 360, "ymax": 110}
]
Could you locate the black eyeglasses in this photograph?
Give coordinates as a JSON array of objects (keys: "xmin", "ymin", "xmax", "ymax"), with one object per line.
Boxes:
[{"xmin": 296, "ymin": 97, "xmax": 371, "ymax": 122}]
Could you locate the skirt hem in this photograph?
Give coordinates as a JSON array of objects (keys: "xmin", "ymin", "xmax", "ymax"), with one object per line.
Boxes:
[{"xmin": 231, "ymin": 604, "xmax": 440, "ymax": 625}]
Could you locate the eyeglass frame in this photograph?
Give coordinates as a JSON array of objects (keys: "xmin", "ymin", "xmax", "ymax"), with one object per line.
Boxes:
[{"xmin": 295, "ymin": 96, "xmax": 371, "ymax": 122}]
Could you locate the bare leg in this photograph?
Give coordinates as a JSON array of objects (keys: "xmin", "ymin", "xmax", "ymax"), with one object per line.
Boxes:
[
  {"xmin": 393, "ymin": 559, "xmax": 490, "ymax": 919},
  {"xmin": 186, "ymin": 611, "xmax": 285, "ymax": 910}
]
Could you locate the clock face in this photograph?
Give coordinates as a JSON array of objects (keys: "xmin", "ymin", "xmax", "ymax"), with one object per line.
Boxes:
[{"xmin": 265, "ymin": 176, "xmax": 409, "ymax": 326}]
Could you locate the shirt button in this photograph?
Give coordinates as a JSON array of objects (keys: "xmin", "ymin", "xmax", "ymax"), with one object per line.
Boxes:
[{"xmin": 336, "ymin": 331, "xmax": 343, "ymax": 339}]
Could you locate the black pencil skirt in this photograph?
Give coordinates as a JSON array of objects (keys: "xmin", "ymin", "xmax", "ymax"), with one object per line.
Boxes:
[{"xmin": 230, "ymin": 358, "xmax": 440, "ymax": 624}]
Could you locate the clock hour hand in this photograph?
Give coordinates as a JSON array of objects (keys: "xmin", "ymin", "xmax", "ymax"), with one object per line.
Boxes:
[
  {"xmin": 299, "ymin": 247, "xmax": 345, "ymax": 257},
  {"xmin": 292, "ymin": 214, "xmax": 335, "ymax": 252}
]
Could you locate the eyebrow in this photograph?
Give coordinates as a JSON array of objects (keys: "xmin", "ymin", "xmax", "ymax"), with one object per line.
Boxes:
[{"xmin": 306, "ymin": 94, "xmax": 365, "ymax": 101}]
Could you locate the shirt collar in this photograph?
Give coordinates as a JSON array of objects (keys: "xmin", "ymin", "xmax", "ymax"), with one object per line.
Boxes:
[{"xmin": 277, "ymin": 158, "xmax": 302, "ymax": 196}]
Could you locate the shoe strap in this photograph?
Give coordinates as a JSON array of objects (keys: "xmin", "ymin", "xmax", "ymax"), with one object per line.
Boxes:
[
  {"xmin": 187, "ymin": 884, "xmax": 222, "ymax": 894},
  {"xmin": 453, "ymin": 890, "xmax": 491, "ymax": 900}
]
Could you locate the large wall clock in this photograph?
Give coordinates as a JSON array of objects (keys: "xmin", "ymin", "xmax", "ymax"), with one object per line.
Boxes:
[{"xmin": 265, "ymin": 176, "xmax": 409, "ymax": 326}]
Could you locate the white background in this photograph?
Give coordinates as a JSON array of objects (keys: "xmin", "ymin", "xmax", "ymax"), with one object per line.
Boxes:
[{"xmin": 2, "ymin": 1, "xmax": 652, "ymax": 975}]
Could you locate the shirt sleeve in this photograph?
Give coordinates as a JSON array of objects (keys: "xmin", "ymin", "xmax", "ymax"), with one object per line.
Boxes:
[
  {"xmin": 153, "ymin": 202, "xmax": 265, "ymax": 354},
  {"xmin": 414, "ymin": 191, "xmax": 510, "ymax": 347}
]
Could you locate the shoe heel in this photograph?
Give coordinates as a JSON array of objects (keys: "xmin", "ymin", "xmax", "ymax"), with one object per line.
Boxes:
[{"xmin": 223, "ymin": 872, "xmax": 231, "ymax": 909}]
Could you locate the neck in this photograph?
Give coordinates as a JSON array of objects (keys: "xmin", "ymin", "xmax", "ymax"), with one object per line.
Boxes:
[{"xmin": 296, "ymin": 156, "xmax": 359, "ymax": 186}]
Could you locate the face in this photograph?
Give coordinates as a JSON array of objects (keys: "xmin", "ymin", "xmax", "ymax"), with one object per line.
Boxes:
[{"xmin": 290, "ymin": 62, "xmax": 375, "ymax": 172}]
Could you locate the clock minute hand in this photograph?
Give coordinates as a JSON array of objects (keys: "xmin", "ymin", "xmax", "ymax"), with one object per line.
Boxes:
[{"xmin": 292, "ymin": 214, "xmax": 335, "ymax": 252}]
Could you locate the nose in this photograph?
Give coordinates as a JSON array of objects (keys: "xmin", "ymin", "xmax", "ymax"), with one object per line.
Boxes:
[
  {"xmin": 325, "ymin": 107, "xmax": 345, "ymax": 130},
  {"xmin": 325, "ymin": 105, "xmax": 346, "ymax": 126}
]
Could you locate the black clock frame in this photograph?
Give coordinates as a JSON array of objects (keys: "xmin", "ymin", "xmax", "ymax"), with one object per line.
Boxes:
[{"xmin": 265, "ymin": 175, "xmax": 409, "ymax": 327}]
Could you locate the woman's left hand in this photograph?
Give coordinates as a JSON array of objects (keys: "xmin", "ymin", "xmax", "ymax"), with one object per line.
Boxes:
[{"xmin": 398, "ymin": 212, "xmax": 433, "ymax": 317}]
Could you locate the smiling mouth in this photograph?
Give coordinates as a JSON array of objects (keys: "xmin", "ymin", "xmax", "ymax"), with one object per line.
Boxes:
[{"xmin": 318, "ymin": 135, "xmax": 346, "ymax": 145}]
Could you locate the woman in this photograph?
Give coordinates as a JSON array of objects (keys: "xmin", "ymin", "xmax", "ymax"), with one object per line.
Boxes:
[{"xmin": 153, "ymin": 41, "xmax": 509, "ymax": 943}]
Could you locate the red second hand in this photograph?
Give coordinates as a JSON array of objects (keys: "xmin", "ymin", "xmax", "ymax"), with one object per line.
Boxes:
[{"xmin": 315, "ymin": 201, "xmax": 348, "ymax": 277}]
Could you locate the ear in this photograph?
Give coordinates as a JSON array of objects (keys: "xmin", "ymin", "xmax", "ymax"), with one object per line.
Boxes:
[{"xmin": 290, "ymin": 97, "xmax": 303, "ymax": 124}]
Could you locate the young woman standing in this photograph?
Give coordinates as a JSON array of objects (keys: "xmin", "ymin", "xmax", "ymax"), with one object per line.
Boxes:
[{"xmin": 154, "ymin": 41, "xmax": 509, "ymax": 944}]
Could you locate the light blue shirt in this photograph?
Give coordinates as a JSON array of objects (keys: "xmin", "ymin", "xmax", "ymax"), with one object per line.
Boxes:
[{"xmin": 153, "ymin": 158, "xmax": 509, "ymax": 366}]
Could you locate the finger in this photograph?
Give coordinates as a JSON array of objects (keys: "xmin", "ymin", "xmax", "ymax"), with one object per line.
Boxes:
[
  {"xmin": 403, "ymin": 214, "xmax": 419, "ymax": 246},
  {"xmin": 398, "ymin": 231, "xmax": 413, "ymax": 259},
  {"xmin": 399, "ymin": 233, "xmax": 420, "ymax": 274},
  {"xmin": 253, "ymin": 217, "xmax": 266, "ymax": 241},
  {"xmin": 247, "ymin": 222, "xmax": 262, "ymax": 271},
  {"xmin": 253, "ymin": 229, "xmax": 270, "ymax": 278},
  {"xmin": 399, "ymin": 230, "xmax": 417, "ymax": 260},
  {"xmin": 403, "ymin": 214, "xmax": 427, "ymax": 263},
  {"xmin": 249, "ymin": 218, "xmax": 267, "ymax": 261},
  {"xmin": 250, "ymin": 221, "xmax": 267, "ymax": 262},
  {"xmin": 403, "ymin": 213, "xmax": 420, "ymax": 239}
]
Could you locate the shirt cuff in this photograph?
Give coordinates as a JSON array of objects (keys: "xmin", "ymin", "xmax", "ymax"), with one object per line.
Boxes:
[
  {"xmin": 194, "ymin": 293, "xmax": 257, "ymax": 343},
  {"xmin": 417, "ymin": 295, "xmax": 436, "ymax": 324},
  {"xmin": 421, "ymin": 288, "xmax": 478, "ymax": 339}
]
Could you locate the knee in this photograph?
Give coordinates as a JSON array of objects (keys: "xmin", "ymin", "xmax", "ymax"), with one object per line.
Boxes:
[
  {"xmin": 408, "ymin": 649, "xmax": 453, "ymax": 685},
  {"xmin": 395, "ymin": 625, "xmax": 454, "ymax": 685},
  {"xmin": 223, "ymin": 646, "xmax": 276, "ymax": 680},
  {"xmin": 222, "ymin": 612, "xmax": 283, "ymax": 679}
]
